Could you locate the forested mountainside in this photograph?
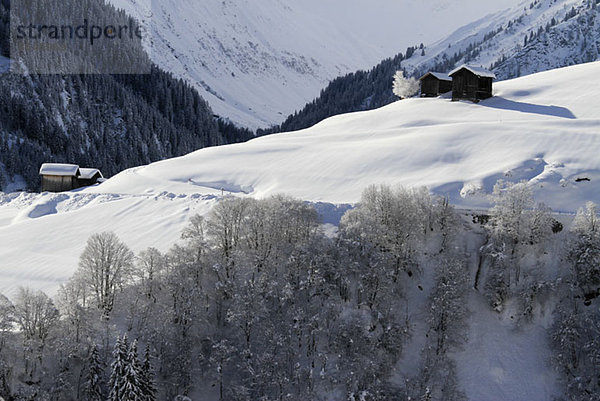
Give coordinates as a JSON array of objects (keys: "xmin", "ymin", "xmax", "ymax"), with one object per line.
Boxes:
[
  {"xmin": 272, "ymin": 0, "xmax": 600, "ymax": 133},
  {"xmin": 0, "ymin": 0, "xmax": 253, "ymax": 191},
  {"xmin": 1, "ymin": 187, "xmax": 598, "ymax": 400},
  {"xmin": 108, "ymin": 0, "xmax": 523, "ymax": 129}
]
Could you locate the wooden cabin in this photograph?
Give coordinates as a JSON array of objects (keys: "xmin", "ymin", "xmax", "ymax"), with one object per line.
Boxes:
[
  {"xmin": 78, "ymin": 168, "xmax": 104, "ymax": 187},
  {"xmin": 449, "ymin": 65, "xmax": 495, "ymax": 101},
  {"xmin": 39, "ymin": 163, "xmax": 103, "ymax": 192},
  {"xmin": 419, "ymin": 72, "xmax": 452, "ymax": 97}
]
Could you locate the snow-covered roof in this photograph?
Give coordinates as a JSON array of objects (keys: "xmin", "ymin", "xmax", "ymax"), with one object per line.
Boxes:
[
  {"xmin": 79, "ymin": 168, "xmax": 103, "ymax": 180},
  {"xmin": 420, "ymin": 72, "xmax": 452, "ymax": 81},
  {"xmin": 39, "ymin": 163, "xmax": 80, "ymax": 177},
  {"xmin": 449, "ymin": 65, "xmax": 496, "ymax": 79}
]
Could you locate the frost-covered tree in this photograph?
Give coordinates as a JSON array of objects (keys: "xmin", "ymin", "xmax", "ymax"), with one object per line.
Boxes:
[
  {"xmin": 83, "ymin": 344, "xmax": 104, "ymax": 401},
  {"xmin": 0, "ymin": 294, "xmax": 15, "ymax": 352},
  {"xmin": 135, "ymin": 247, "xmax": 165, "ymax": 303},
  {"xmin": 14, "ymin": 287, "xmax": 59, "ymax": 381},
  {"xmin": 55, "ymin": 275, "xmax": 93, "ymax": 344},
  {"xmin": 207, "ymin": 197, "xmax": 253, "ymax": 278},
  {"xmin": 14, "ymin": 288, "xmax": 59, "ymax": 343},
  {"xmin": 569, "ymin": 202, "xmax": 600, "ymax": 298},
  {"xmin": 435, "ymin": 196, "xmax": 461, "ymax": 253},
  {"xmin": 0, "ymin": 294, "xmax": 15, "ymax": 398},
  {"xmin": 393, "ymin": 70, "xmax": 419, "ymax": 99},
  {"xmin": 341, "ymin": 185, "xmax": 434, "ymax": 280},
  {"xmin": 411, "ymin": 257, "xmax": 469, "ymax": 401},
  {"xmin": 427, "ymin": 259, "xmax": 470, "ymax": 356},
  {"xmin": 123, "ymin": 339, "xmax": 145, "ymax": 400},
  {"xmin": 241, "ymin": 195, "xmax": 319, "ymax": 273},
  {"xmin": 488, "ymin": 180, "xmax": 534, "ymax": 253},
  {"xmin": 78, "ymin": 232, "xmax": 134, "ymax": 317},
  {"xmin": 528, "ymin": 202, "xmax": 555, "ymax": 247},
  {"xmin": 140, "ymin": 344, "xmax": 157, "ymax": 401},
  {"xmin": 108, "ymin": 335, "xmax": 128, "ymax": 401},
  {"xmin": 552, "ymin": 295, "xmax": 600, "ymax": 400},
  {"xmin": 485, "ymin": 180, "xmax": 555, "ymax": 293},
  {"xmin": 180, "ymin": 214, "xmax": 207, "ymax": 263},
  {"xmin": 108, "ymin": 335, "xmax": 146, "ymax": 401}
]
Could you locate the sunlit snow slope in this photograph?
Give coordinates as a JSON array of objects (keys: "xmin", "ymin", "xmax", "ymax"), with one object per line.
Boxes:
[
  {"xmin": 91, "ymin": 61, "xmax": 600, "ymax": 210},
  {"xmin": 1, "ymin": 62, "xmax": 599, "ymax": 298},
  {"xmin": 108, "ymin": 0, "xmax": 523, "ymax": 128}
]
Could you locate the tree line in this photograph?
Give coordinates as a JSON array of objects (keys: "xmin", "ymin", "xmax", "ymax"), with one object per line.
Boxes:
[{"xmin": 0, "ymin": 181, "xmax": 598, "ymax": 400}]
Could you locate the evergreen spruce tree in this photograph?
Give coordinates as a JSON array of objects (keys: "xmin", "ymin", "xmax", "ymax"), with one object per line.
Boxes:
[
  {"xmin": 108, "ymin": 335, "xmax": 129, "ymax": 401},
  {"xmin": 122, "ymin": 339, "xmax": 145, "ymax": 401},
  {"xmin": 108, "ymin": 335, "xmax": 153, "ymax": 401},
  {"xmin": 83, "ymin": 344, "xmax": 104, "ymax": 401},
  {"xmin": 140, "ymin": 344, "xmax": 157, "ymax": 401}
]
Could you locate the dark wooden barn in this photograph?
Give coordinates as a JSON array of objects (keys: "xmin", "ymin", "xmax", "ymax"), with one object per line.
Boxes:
[
  {"xmin": 39, "ymin": 163, "xmax": 103, "ymax": 192},
  {"xmin": 78, "ymin": 168, "xmax": 104, "ymax": 187},
  {"xmin": 419, "ymin": 72, "xmax": 452, "ymax": 97},
  {"xmin": 449, "ymin": 65, "xmax": 496, "ymax": 101}
]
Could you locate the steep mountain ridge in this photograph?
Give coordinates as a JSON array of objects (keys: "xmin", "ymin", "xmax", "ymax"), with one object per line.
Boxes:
[
  {"xmin": 277, "ymin": 0, "xmax": 600, "ymax": 132},
  {"xmin": 107, "ymin": 0, "xmax": 523, "ymax": 128},
  {"xmin": 403, "ymin": 0, "xmax": 600, "ymax": 79}
]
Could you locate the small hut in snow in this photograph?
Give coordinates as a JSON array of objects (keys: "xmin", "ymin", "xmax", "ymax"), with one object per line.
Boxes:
[
  {"xmin": 39, "ymin": 163, "xmax": 103, "ymax": 192},
  {"xmin": 419, "ymin": 72, "xmax": 452, "ymax": 97},
  {"xmin": 78, "ymin": 168, "xmax": 104, "ymax": 187},
  {"xmin": 449, "ymin": 65, "xmax": 495, "ymax": 101}
]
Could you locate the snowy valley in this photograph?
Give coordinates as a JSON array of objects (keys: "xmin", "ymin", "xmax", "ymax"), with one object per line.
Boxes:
[
  {"xmin": 2, "ymin": 61, "xmax": 599, "ymax": 297},
  {"xmin": 1, "ymin": 61, "xmax": 600, "ymax": 400},
  {"xmin": 106, "ymin": 0, "xmax": 524, "ymax": 128},
  {"xmin": 0, "ymin": 1, "xmax": 599, "ymax": 399}
]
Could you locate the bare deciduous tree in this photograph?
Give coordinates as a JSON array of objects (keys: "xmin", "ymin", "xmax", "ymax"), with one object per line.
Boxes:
[{"xmin": 78, "ymin": 232, "xmax": 134, "ymax": 317}]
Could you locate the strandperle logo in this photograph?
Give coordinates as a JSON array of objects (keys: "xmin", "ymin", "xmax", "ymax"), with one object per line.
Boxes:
[
  {"xmin": 14, "ymin": 19, "xmax": 144, "ymax": 46},
  {"xmin": 10, "ymin": 0, "xmax": 152, "ymax": 74}
]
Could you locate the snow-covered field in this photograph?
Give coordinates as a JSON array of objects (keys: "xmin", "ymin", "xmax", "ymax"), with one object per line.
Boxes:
[
  {"xmin": 1, "ymin": 61, "xmax": 599, "ymax": 299},
  {"xmin": 90, "ymin": 61, "xmax": 600, "ymax": 209},
  {"xmin": 107, "ymin": 0, "xmax": 523, "ymax": 128},
  {"xmin": 2, "ymin": 61, "xmax": 598, "ymax": 401}
]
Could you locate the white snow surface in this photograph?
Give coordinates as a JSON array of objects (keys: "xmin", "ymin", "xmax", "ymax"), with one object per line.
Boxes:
[
  {"xmin": 2, "ymin": 61, "xmax": 599, "ymax": 300},
  {"xmin": 452, "ymin": 292, "xmax": 559, "ymax": 401},
  {"xmin": 449, "ymin": 65, "xmax": 496, "ymax": 79},
  {"xmin": 85, "ymin": 61, "xmax": 600, "ymax": 211},
  {"xmin": 39, "ymin": 163, "xmax": 80, "ymax": 176},
  {"xmin": 78, "ymin": 168, "xmax": 103, "ymax": 180},
  {"xmin": 107, "ymin": 0, "xmax": 523, "ymax": 128}
]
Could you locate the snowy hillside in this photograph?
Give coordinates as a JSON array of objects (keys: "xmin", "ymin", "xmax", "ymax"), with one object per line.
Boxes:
[
  {"xmin": 1, "ymin": 61, "xmax": 599, "ymax": 299},
  {"xmin": 107, "ymin": 0, "xmax": 523, "ymax": 128},
  {"xmin": 89, "ymin": 61, "xmax": 600, "ymax": 210},
  {"xmin": 403, "ymin": 0, "xmax": 599, "ymax": 80}
]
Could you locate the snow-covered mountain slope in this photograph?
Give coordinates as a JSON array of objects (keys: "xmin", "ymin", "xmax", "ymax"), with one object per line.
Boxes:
[
  {"xmin": 0, "ymin": 191, "xmax": 218, "ymax": 297},
  {"xmin": 90, "ymin": 61, "xmax": 600, "ymax": 210},
  {"xmin": 1, "ymin": 61, "xmax": 599, "ymax": 299},
  {"xmin": 403, "ymin": 0, "xmax": 599, "ymax": 80},
  {"xmin": 108, "ymin": 0, "xmax": 523, "ymax": 128}
]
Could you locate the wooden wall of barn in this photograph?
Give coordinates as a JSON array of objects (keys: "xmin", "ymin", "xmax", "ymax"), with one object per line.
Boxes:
[
  {"xmin": 41, "ymin": 176, "xmax": 78, "ymax": 192},
  {"xmin": 452, "ymin": 70, "xmax": 493, "ymax": 101}
]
